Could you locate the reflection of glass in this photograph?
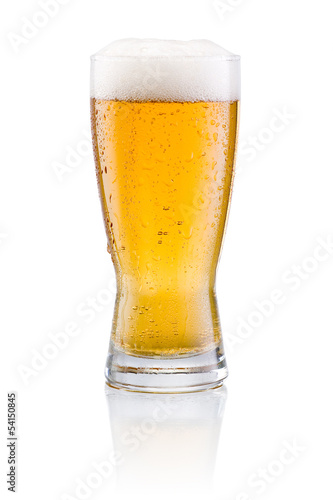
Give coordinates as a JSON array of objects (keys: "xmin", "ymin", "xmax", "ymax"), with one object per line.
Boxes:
[
  {"xmin": 105, "ymin": 385, "xmax": 227, "ymax": 500},
  {"xmin": 91, "ymin": 39, "xmax": 240, "ymax": 392}
]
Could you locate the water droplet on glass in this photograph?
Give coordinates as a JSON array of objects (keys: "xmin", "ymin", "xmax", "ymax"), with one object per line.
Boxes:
[{"xmin": 182, "ymin": 227, "xmax": 193, "ymax": 240}]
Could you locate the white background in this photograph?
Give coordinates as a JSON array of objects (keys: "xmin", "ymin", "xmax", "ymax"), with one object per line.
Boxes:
[{"xmin": 1, "ymin": 0, "xmax": 333, "ymax": 499}]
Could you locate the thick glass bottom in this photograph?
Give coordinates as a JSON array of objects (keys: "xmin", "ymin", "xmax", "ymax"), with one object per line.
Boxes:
[{"xmin": 105, "ymin": 345, "xmax": 228, "ymax": 393}]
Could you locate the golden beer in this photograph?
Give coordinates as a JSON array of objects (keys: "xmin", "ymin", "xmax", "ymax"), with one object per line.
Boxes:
[
  {"xmin": 90, "ymin": 38, "xmax": 240, "ymax": 391},
  {"xmin": 91, "ymin": 99, "xmax": 238, "ymax": 356}
]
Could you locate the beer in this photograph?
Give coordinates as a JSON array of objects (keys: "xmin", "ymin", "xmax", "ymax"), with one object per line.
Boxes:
[
  {"xmin": 90, "ymin": 39, "xmax": 240, "ymax": 391},
  {"xmin": 91, "ymin": 99, "xmax": 238, "ymax": 356}
]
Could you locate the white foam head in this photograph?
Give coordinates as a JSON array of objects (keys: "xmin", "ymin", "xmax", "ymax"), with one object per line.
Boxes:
[{"xmin": 91, "ymin": 39, "xmax": 240, "ymax": 102}]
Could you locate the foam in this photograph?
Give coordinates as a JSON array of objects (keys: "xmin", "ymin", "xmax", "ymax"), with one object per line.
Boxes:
[{"xmin": 91, "ymin": 39, "xmax": 240, "ymax": 102}]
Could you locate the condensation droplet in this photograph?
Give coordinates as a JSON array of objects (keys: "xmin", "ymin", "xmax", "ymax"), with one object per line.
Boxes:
[
  {"xmin": 182, "ymin": 227, "xmax": 193, "ymax": 240},
  {"xmin": 198, "ymin": 194, "xmax": 205, "ymax": 205}
]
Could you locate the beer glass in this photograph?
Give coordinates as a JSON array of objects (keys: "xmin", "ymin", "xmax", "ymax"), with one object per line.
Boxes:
[{"xmin": 90, "ymin": 39, "xmax": 240, "ymax": 392}]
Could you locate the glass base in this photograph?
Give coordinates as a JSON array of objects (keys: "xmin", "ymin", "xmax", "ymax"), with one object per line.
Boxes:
[{"xmin": 105, "ymin": 345, "xmax": 228, "ymax": 393}]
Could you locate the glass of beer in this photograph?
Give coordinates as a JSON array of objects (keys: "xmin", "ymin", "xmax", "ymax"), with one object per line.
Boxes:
[{"xmin": 90, "ymin": 39, "xmax": 240, "ymax": 392}]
